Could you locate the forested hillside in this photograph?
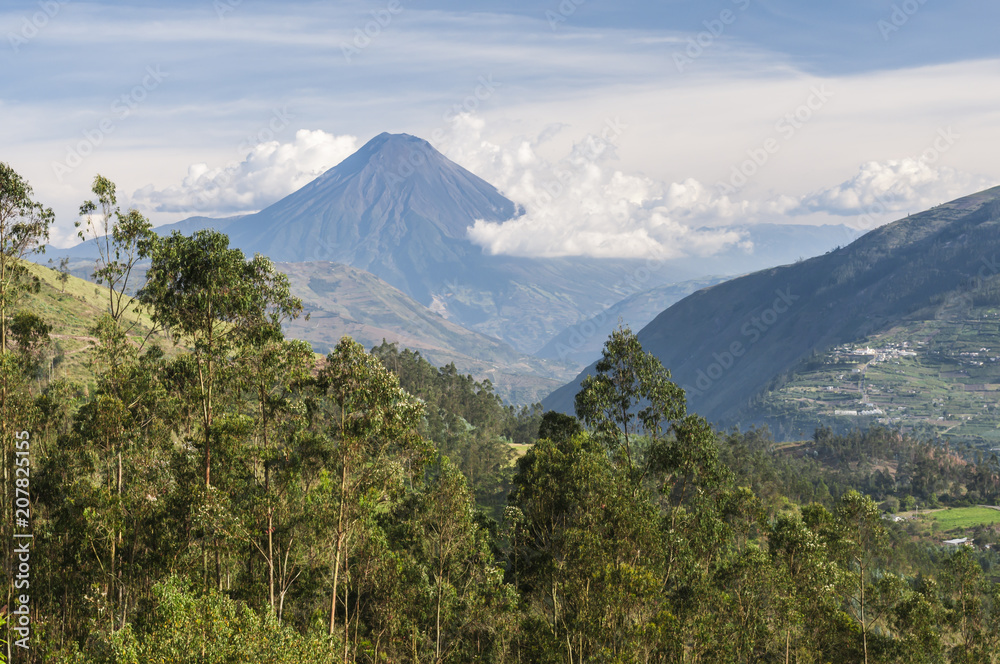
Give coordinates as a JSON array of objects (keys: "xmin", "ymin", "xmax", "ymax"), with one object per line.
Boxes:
[{"xmin": 4, "ymin": 168, "xmax": 1000, "ymax": 663}]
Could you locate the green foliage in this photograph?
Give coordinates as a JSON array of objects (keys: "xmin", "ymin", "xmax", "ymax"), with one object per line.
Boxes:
[
  {"xmin": 76, "ymin": 175, "xmax": 154, "ymax": 324},
  {"xmin": 15, "ymin": 230, "xmax": 1000, "ymax": 664},
  {"xmin": 140, "ymin": 229, "xmax": 303, "ymax": 488},
  {"xmin": 140, "ymin": 229, "xmax": 302, "ymax": 347},
  {"xmin": 0, "ymin": 161, "xmax": 53, "ymax": 354},
  {"xmin": 60, "ymin": 576, "xmax": 342, "ymax": 663},
  {"xmin": 574, "ymin": 326, "xmax": 686, "ymax": 470},
  {"xmin": 9, "ymin": 310, "xmax": 52, "ymax": 378},
  {"xmin": 370, "ymin": 341, "xmax": 540, "ymax": 513},
  {"xmin": 509, "ymin": 431, "xmax": 670, "ymax": 661},
  {"xmin": 537, "ymin": 410, "xmax": 581, "ymax": 443}
]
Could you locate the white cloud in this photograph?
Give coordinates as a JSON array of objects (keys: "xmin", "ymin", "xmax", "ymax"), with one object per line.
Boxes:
[
  {"xmin": 796, "ymin": 156, "xmax": 995, "ymax": 228},
  {"xmin": 132, "ymin": 130, "xmax": 358, "ymax": 216},
  {"xmin": 436, "ymin": 114, "xmax": 750, "ymax": 259},
  {"xmin": 46, "ymin": 223, "xmax": 84, "ymax": 250}
]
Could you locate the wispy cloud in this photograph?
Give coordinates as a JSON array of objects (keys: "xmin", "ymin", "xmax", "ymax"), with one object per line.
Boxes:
[{"xmin": 9, "ymin": 1, "xmax": 1000, "ymax": 251}]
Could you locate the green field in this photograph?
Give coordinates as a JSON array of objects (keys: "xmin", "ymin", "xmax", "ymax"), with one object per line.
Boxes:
[{"xmin": 925, "ymin": 506, "xmax": 1000, "ymax": 531}]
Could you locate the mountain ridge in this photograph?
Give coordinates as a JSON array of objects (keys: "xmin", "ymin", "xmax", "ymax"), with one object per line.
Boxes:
[{"xmin": 542, "ymin": 185, "xmax": 1000, "ymax": 427}]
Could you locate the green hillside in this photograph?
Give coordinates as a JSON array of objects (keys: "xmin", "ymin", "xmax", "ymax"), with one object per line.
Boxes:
[
  {"xmin": 20, "ymin": 259, "xmax": 169, "ymax": 386},
  {"xmin": 36, "ymin": 256, "xmax": 570, "ymax": 405}
]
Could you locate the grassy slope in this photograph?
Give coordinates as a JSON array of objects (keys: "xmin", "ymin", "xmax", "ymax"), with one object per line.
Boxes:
[
  {"xmin": 22, "ymin": 260, "xmax": 170, "ymax": 386},
  {"xmin": 46, "ymin": 258, "xmax": 570, "ymax": 405},
  {"xmin": 925, "ymin": 506, "xmax": 1000, "ymax": 531}
]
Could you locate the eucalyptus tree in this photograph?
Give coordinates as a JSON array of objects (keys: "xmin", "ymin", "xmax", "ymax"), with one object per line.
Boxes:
[
  {"xmin": 509, "ymin": 430, "xmax": 668, "ymax": 662},
  {"xmin": 574, "ymin": 326, "xmax": 686, "ymax": 475},
  {"xmin": 0, "ymin": 163, "xmax": 51, "ymax": 663},
  {"xmin": 230, "ymin": 329, "xmax": 314, "ymax": 613},
  {"xmin": 139, "ymin": 230, "xmax": 302, "ymax": 597},
  {"xmin": 941, "ymin": 546, "xmax": 999, "ymax": 662},
  {"xmin": 410, "ymin": 457, "xmax": 517, "ymax": 663},
  {"xmin": 315, "ymin": 337, "xmax": 429, "ymax": 652},
  {"xmin": 0, "ymin": 162, "xmax": 52, "ymax": 355},
  {"xmin": 139, "ymin": 229, "xmax": 302, "ymax": 488},
  {"xmin": 833, "ymin": 490, "xmax": 888, "ymax": 664},
  {"xmin": 76, "ymin": 174, "xmax": 154, "ymax": 327}
]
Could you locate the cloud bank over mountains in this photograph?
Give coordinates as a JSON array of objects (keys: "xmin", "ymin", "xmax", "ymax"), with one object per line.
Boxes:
[
  {"xmin": 129, "ymin": 114, "xmax": 994, "ymax": 260},
  {"xmin": 433, "ymin": 114, "xmax": 747, "ymax": 259}
]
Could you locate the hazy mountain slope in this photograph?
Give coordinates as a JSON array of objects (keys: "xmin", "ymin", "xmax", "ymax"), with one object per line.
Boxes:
[
  {"xmin": 47, "ymin": 134, "xmax": 861, "ymax": 356},
  {"xmin": 278, "ymin": 261, "xmax": 576, "ymax": 403},
  {"xmin": 543, "ymin": 185, "xmax": 1000, "ymax": 424},
  {"xmin": 224, "ymin": 133, "xmax": 520, "ymax": 303},
  {"xmin": 535, "ymin": 276, "xmax": 728, "ymax": 366},
  {"xmin": 47, "ymin": 215, "xmax": 247, "ymax": 260}
]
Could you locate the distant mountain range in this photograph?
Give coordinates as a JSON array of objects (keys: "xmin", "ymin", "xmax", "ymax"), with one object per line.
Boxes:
[
  {"xmin": 543, "ymin": 186, "xmax": 1000, "ymax": 435},
  {"xmin": 49, "ymin": 132, "xmax": 863, "ymax": 403}
]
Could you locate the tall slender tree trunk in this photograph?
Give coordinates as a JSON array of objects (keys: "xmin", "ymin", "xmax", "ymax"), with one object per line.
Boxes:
[
  {"xmin": 2, "ymin": 364, "xmax": 12, "ymax": 664},
  {"xmin": 262, "ymin": 398, "xmax": 276, "ymax": 613},
  {"xmin": 1, "ymin": 299, "xmax": 7, "ymax": 354},
  {"xmin": 267, "ymin": 506, "xmax": 275, "ymax": 611},
  {"xmin": 113, "ymin": 448, "xmax": 123, "ymax": 631},
  {"xmin": 343, "ymin": 568, "xmax": 350, "ymax": 664},
  {"xmin": 436, "ymin": 558, "xmax": 444, "ymax": 662},
  {"xmin": 859, "ymin": 557, "xmax": 868, "ymax": 664},
  {"xmin": 329, "ymin": 455, "xmax": 350, "ymax": 639},
  {"xmin": 3, "ymin": 406, "xmax": 11, "ymax": 664}
]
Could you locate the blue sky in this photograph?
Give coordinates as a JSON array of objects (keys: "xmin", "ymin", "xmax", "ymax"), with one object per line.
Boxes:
[{"xmin": 3, "ymin": 0, "xmax": 999, "ymax": 256}]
